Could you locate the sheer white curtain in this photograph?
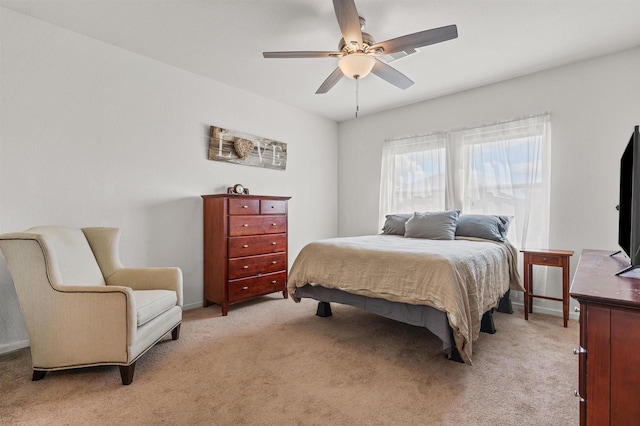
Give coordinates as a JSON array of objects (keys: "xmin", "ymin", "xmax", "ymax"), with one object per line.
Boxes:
[
  {"xmin": 379, "ymin": 114, "xmax": 551, "ymax": 249},
  {"xmin": 379, "ymin": 133, "xmax": 447, "ymax": 218}
]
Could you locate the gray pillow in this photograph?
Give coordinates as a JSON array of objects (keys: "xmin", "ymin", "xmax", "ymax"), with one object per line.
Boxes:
[
  {"xmin": 455, "ymin": 214, "xmax": 512, "ymax": 242},
  {"xmin": 404, "ymin": 210, "xmax": 460, "ymax": 240},
  {"xmin": 381, "ymin": 214, "xmax": 412, "ymax": 235}
]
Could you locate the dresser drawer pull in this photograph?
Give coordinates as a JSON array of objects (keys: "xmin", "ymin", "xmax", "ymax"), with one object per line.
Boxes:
[
  {"xmin": 271, "ymin": 261, "xmax": 277, "ymax": 264},
  {"xmin": 243, "ymin": 224, "xmax": 249, "ymax": 227},
  {"xmin": 271, "ymin": 242, "xmax": 277, "ymax": 245},
  {"xmin": 573, "ymin": 347, "xmax": 586, "ymax": 355},
  {"xmin": 242, "ymin": 244, "xmax": 249, "ymax": 248},
  {"xmin": 242, "ymin": 286, "xmax": 249, "ymax": 291},
  {"xmin": 271, "ymin": 280, "xmax": 277, "ymax": 284},
  {"xmin": 272, "ymin": 223, "xmax": 277, "ymax": 226},
  {"xmin": 242, "ymin": 205, "xmax": 249, "ymax": 209},
  {"xmin": 242, "ymin": 265, "xmax": 249, "ymax": 269}
]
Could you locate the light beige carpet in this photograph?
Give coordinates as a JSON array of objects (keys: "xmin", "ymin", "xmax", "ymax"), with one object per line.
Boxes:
[{"xmin": 0, "ymin": 295, "xmax": 579, "ymax": 425}]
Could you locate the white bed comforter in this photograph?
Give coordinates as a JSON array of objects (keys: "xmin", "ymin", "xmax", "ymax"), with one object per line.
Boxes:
[{"xmin": 287, "ymin": 235, "xmax": 523, "ymax": 364}]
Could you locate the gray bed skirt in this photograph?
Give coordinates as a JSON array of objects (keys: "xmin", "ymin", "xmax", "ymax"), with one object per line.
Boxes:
[{"xmin": 294, "ymin": 284, "xmax": 454, "ymax": 358}]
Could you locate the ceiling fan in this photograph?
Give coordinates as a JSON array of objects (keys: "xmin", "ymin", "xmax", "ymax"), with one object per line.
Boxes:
[{"xmin": 263, "ymin": 0, "xmax": 458, "ymax": 95}]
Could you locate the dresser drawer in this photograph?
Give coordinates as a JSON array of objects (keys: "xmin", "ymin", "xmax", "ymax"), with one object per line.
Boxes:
[
  {"xmin": 229, "ymin": 215, "xmax": 286, "ymax": 236},
  {"xmin": 528, "ymin": 253, "xmax": 562, "ymax": 266},
  {"xmin": 228, "ymin": 234, "xmax": 287, "ymax": 257},
  {"xmin": 261, "ymin": 199, "xmax": 286, "ymax": 214},
  {"xmin": 228, "ymin": 198, "xmax": 259, "ymax": 215},
  {"xmin": 228, "ymin": 253, "xmax": 287, "ymax": 279},
  {"xmin": 228, "ymin": 271, "xmax": 287, "ymax": 302}
]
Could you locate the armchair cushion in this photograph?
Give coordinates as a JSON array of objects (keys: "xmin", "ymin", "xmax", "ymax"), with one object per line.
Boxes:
[
  {"xmin": 134, "ymin": 290, "xmax": 178, "ymax": 326},
  {"xmin": 107, "ymin": 267, "xmax": 183, "ymax": 307}
]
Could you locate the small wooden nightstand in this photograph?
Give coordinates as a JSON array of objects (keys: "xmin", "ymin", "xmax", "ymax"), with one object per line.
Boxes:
[{"xmin": 521, "ymin": 248, "xmax": 574, "ymax": 327}]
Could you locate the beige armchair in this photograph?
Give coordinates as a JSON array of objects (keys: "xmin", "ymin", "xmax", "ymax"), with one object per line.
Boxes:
[{"xmin": 0, "ymin": 226, "xmax": 182, "ymax": 385}]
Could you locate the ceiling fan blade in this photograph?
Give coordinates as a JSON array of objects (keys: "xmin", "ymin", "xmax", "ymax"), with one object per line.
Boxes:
[
  {"xmin": 371, "ymin": 24, "xmax": 458, "ymax": 55},
  {"xmin": 263, "ymin": 51, "xmax": 342, "ymax": 59},
  {"xmin": 333, "ymin": 0, "xmax": 363, "ymax": 48},
  {"xmin": 316, "ymin": 68, "xmax": 344, "ymax": 94},
  {"xmin": 371, "ymin": 60, "xmax": 414, "ymax": 90}
]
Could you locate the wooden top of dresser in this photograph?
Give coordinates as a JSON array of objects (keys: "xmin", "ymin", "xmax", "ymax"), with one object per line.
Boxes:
[
  {"xmin": 570, "ymin": 249, "xmax": 640, "ymax": 308},
  {"xmin": 202, "ymin": 194, "xmax": 291, "ymax": 200}
]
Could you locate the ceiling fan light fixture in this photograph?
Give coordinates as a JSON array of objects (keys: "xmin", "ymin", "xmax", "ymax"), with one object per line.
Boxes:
[{"xmin": 338, "ymin": 53, "xmax": 375, "ymax": 79}]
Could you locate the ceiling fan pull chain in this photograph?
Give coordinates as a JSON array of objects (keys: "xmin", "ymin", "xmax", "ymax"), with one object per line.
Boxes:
[{"xmin": 355, "ymin": 75, "xmax": 360, "ymax": 118}]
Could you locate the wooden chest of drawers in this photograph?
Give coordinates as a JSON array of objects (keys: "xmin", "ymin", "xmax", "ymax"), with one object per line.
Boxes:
[
  {"xmin": 202, "ymin": 194, "xmax": 291, "ymax": 315},
  {"xmin": 570, "ymin": 249, "xmax": 640, "ymax": 425}
]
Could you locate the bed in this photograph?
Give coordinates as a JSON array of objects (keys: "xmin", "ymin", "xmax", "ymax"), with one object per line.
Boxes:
[{"xmin": 287, "ymin": 233, "xmax": 523, "ymax": 365}]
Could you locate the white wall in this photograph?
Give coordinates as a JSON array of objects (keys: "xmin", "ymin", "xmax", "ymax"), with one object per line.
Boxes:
[
  {"xmin": 0, "ymin": 8, "xmax": 338, "ymax": 353},
  {"xmin": 337, "ymin": 47, "xmax": 640, "ymax": 316}
]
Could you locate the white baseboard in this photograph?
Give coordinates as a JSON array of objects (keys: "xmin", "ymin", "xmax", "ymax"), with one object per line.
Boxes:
[
  {"xmin": 0, "ymin": 339, "xmax": 29, "ymax": 355},
  {"xmin": 510, "ymin": 300, "xmax": 580, "ymax": 321},
  {"xmin": 183, "ymin": 301, "xmax": 204, "ymax": 311}
]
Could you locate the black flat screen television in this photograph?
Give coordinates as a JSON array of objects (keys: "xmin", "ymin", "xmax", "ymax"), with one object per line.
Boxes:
[{"xmin": 615, "ymin": 125, "xmax": 640, "ymax": 275}]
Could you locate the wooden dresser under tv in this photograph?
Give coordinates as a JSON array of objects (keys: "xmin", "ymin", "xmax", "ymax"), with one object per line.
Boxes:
[
  {"xmin": 570, "ymin": 249, "xmax": 640, "ymax": 425},
  {"xmin": 202, "ymin": 194, "xmax": 291, "ymax": 315}
]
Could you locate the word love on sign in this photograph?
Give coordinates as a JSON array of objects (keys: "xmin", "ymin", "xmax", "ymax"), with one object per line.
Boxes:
[{"xmin": 208, "ymin": 126, "xmax": 287, "ymax": 171}]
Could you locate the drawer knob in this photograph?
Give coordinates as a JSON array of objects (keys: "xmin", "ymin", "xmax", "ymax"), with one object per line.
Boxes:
[
  {"xmin": 271, "ymin": 242, "xmax": 277, "ymax": 245},
  {"xmin": 271, "ymin": 206, "xmax": 275, "ymax": 208},
  {"xmin": 573, "ymin": 347, "xmax": 586, "ymax": 355},
  {"xmin": 243, "ymin": 265, "xmax": 249, "ymax": 269},
  {"xmin": 272, "ymin": 223, "xmax": 277, "ymax": 226},
  {"xmin": 242, "ymin": 205, "xmax": 248, "ymax": 209},
  {"xmin": 574, "ymin": 306, "xmax": 580, "ymax": 313},
  {"xmin": 243, "ymin": 244, "xmax": 249, "ymax": 248},
  {"xmin": 242, "ymin": 286, "xmax": 249, "ymax": 290},
  {"xmin": 243, "ymin": 224, "xmax": 249, "ymax": 227},
  {"xmin": 272, "ymin": 261, "xmax": 277, "ymax": 264},
  {"xmin": 271, "ymin": 280, "xmax": 277, "ymax": 284}
]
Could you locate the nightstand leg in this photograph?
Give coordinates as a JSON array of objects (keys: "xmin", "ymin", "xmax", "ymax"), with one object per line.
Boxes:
[
  {"xmin": 563, "ymin": 260, "xmax": 570, "ymax": 327},
  {"xmin": 524, "ymin": 262, "xmax": 530, "ymax": 321},
  {"xmin": 528, "ymin": 263, "xmax": 534, "ymax": 313}
]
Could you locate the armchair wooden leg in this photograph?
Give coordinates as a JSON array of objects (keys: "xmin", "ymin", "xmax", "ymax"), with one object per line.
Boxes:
[
  {"xmin": 32, "ymin": 370, "xmax": 47, "ymax": 381},
  {"xmin": 171, "ymin": 324, "xmax": 181, "ymax": 340},
  {"xmin": 119, "ymin": 363, "xmax": 135, "ymax": 385}
]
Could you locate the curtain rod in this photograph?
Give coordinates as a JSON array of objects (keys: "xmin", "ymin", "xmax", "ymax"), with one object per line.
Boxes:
[{"xmin": 386, "ymin": 112, "xmax": 551, "ymax": 143}]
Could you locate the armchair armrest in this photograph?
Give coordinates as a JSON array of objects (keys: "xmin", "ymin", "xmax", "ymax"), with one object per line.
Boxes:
[
  {"xmin": 106, "ymin": 267, "xmax": 183, "ymax": 307},
  {"xmin": 30, "ymin": 285, "xmax": 138, "ymax": 367}
]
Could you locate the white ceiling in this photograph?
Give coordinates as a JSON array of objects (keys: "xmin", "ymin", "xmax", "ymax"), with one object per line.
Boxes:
[{"xmin": 2, "ymin": 0, "xmax": 640, "ymax": 122}]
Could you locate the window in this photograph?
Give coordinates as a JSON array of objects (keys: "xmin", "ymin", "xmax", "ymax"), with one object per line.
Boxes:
[
  {"xmin": 380, "ymin": 114, "xmax": 550, "ymax": 248},
  {"xmin": 380, "ymin": 133, "xmax": 447, "ymax": 214}
]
